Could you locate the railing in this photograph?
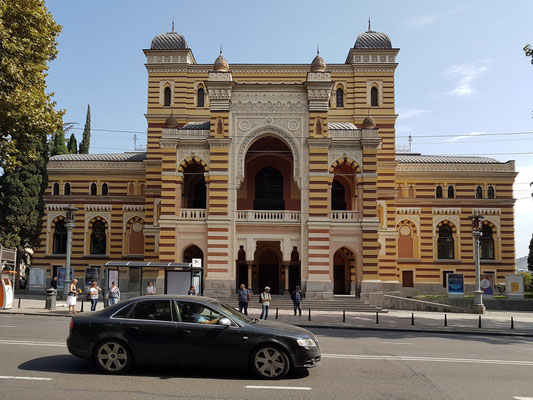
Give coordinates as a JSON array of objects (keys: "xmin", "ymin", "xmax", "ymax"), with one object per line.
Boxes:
[
  {"xmin": 236, "ymin": 210, "xmax": 301, "ymax": 223},
  {"xmin": 179, "ymin": 208, "xmax": 207, "ymax": 220},
  {"xmin": 330, "ymin": 211, "xmax": 359, "ymax": 221}
]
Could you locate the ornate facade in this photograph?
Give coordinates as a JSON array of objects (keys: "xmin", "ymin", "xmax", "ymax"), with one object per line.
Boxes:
[{"xmin": 32, "ymin": 26, "xmax": 517, "ymax": 302}]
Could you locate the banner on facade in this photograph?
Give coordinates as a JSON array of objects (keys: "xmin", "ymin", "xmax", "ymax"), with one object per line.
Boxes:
[
  {"xmin": 29, "ymin": 267, "xmax": 46, "ymax": 289},
  {"xmin": 480, "ymin": 273, "xmax": 494, "ymax": 295},
  {"xmin": 447, "ymin": 273, "xmax": 464, "ymax": 296}
]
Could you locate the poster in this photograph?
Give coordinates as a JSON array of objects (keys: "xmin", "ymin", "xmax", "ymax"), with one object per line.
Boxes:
[
  {"xmin": 447, "ymin": 273, "xmax": 464, "ymax": 296},
  {"xmin": 29, "ymin": 267, "xmax": 46, "ymax": 289},
  {"xmin": 57, "ymin": 267, "xmax": 72, "ymax": 289},
  {"xmin": 480, "ymin": 273, "xmax": 494, "ymax": 295},
  {"xmin": 85, "ymin": 267, "xmax": 100, "ymax": 288},
  {"xmin": 108, "ymin": 269, "xmax": 118, "ymax": 289}
]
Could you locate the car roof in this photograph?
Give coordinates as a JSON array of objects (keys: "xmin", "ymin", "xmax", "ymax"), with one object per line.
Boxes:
[{"xmin": 123, "ymin": 294, "xmax": 220, "ymax": 304}]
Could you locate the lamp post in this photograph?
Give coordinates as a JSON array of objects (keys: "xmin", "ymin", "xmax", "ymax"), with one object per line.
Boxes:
[
  {"xmin": 63, "ymin": 204, "xmax": 78, "ymax": 298},
  {"xmin": 469, "ymin": 213, "xmax": 485, "ymax": 314}
]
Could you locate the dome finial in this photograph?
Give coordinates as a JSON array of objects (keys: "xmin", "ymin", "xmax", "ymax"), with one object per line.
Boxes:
[
  {"xmin": 172, "ymin": 17, "xmax": 175, "ymax": 33},
  {"xmin": 317, "ymin": 44, "xmax": 320, "ymax": 55},
  {"xmin": 368, "ymin": 15, "xmax": 371, "ymax": 32},
  {"xmin": 220, "ymin": 44, "xmax": 223, "ymax": 55}
]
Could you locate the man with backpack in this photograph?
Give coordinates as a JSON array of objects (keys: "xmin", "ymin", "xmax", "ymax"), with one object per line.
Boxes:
[
  {"xmin": 291, "ymin": 285, "xmax": 304, "ymax": 316},
  {"xmin": 259, "ymin": 286, "xmax": 271, "ymax": 320}
]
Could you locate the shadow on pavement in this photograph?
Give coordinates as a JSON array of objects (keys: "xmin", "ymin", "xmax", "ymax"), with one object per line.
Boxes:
[{"xmin": 18, "ymin": 355, "xmax": 309, "ymax": 380}]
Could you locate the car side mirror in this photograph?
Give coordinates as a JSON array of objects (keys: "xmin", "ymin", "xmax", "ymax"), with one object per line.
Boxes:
[{"xmin": 219, "ymin": 317, "xmax": 232, "ymax": 327}]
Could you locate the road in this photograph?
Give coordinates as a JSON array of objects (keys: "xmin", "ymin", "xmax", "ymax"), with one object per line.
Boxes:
[{"xmin": 0, "ymin": 315, "xmax": 532, "ymax": 400}]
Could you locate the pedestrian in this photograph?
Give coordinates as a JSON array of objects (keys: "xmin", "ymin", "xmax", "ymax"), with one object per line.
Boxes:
[
  {"xmin": 188, "ymin": 285, "xmax": 197, "ymax": 295},
  {"xmin": 146, "ymin": 281, "xmax": 156, "ymax": 295},
  {"xmin": 260, "ymin": 286, "xmax": 271, "ymax": 320},
  {"xmin": 291, "ymin": 285, "xmax": 304, "ymax": 316},
  {"xmin": 89, "ymin": 281, "xmax": 102, "ymax": 311},
  {"xmin": 66, "ymin": 279, "xmax": 79, "ymax": 314},
  {"xmin": 236, "ymin": 283, "xmax": 251, "ymax": 315},
  {"xmin": 107, "ymin": 281, "xmax": 120, "ymax": 306},
  {"xmin": 50, "ymin": 276, "xmax": 58, "ymax": 290}
]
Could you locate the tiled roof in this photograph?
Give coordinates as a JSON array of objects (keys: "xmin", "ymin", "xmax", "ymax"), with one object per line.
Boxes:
[
  {"xmin": 328, "ymin": 122, "xmax": 357, "ymax": 130},
  {"xmin": 354, "ymin": 31, "xmax": 392, "ymax": 49},
  {"xmin": 49, "ymin": 152, "xmax": 147, "ymax": 162},
  {"xmin": 396, "ymin": 153, "xmax": 501, "ymax": 164},
  {"xmin": 183, "ymin": 121, "xmax": 210, "ymax": 130},
  {"xmin": 150, "ymin": 32, "xmax": 187, "ymax": 50}
]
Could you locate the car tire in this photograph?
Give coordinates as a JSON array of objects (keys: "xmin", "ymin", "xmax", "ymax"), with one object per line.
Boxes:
[
  {"xmin": 250, "ymin": 345, "xmax": 291, "ymax": 379},
  {"xmin": 94, "ymin": 340, "xmax": 133, "ymax": 374}
]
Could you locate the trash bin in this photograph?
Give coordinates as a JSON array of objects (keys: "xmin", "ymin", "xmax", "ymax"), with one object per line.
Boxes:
[{"xmin": 45, "ymin": 288, "xmax": 56, "ymax": 310}]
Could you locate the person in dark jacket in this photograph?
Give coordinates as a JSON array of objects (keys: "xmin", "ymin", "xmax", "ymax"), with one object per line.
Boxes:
[
  {"xmin": 50, "ymin": 276, "xmax": 58, "ymax": 290},
  {"xmin": 291, "ymin": 285, "xmax": 304, "ymax": 316}
]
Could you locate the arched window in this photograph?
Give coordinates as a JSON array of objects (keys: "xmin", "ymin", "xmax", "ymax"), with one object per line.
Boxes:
[
  {"xmin": 435, "ymin": 185, "xmax": 443, "ymax": 198},
  {"xmin": 183, "ymin": 163, "xmax": 206, "ymax": 209},
  {"xmin": 475, "ymin": 185, "xmax": 483, "ymax": 199},
  {"xmin": 437, "ymin": 224, "xmax": 454, "ymax": 259},
  {"xmin": 316, "ymin": 119, "xmax": 322, "ymax": 136},
  {"xmin": 139, "ymin": 183, "xmax": 145, "ymax": 195},
  {"xmin": 164, "ymin": 87, "xmax": 171, "ymax": 107},
  {"xmin": 127, "ymin": 218, "xmax": 144, "ymax": 255},
  {"xmin": 128, "ymin": 183, "xmax": 135, "ymax": 196},
  {"xmin": 487, "ymin": 185, "xmax": 495, "ymax": 199},
  {"xmin": 52, "ymin": 219, "xmax": 67, "ymax": 254},
  {"xmin": 398, "ymin": 223, "xmax": 415, "ymax": 259},
  {"xmin": 370, "ymin": 86, "xmax": 378, "ymax": 106},
  {"xmin": 90, "ymin": 219, "xmax": 107, "ymax": 255},
  {"xmin": 254, "ymin": 166, "xmax": 284, "ymax": 210},
  {"xmin": 448, "ymin": 185, "xmax": 454, "ymax": 198},
  {"xmin": 64, "ymin": 183, "xmax": 71, "ymax": 196},
  {"xmin": 480, "ymin": 224, "xmax": 495, "ymax": 260},
  {"xmin": 53, "ymin": 183, "xmax": 59, "ymax": 196},
  {"xmin": 217, "ymin": 119, "xmax": 223, "ymax": 136},
  {"xmin": 90, "ymin": 183, "xmax": 97, "ymax": 196},
  {"xmin": 331, "ymin": 179, "xmax": 347, "ymax": 210},
  {"xmin": 101, "ymin": 183, "xmax": 108, "ymax": 196},
  {"xmin": 336, "ymin": 88, "xmax": 344, "ymax": 108},
  {"xmin": 197, "ymin": 88, "xmax": 205, "ymax": 108}
]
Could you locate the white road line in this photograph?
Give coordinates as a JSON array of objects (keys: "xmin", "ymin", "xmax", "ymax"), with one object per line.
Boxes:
[
  {"xmin": 380, "ymin": 342, "xmax": 413, "ymax": 345},
  {"xmin": 0, "ymin": 325, "xmax": 16, "ymax": 328},
  {"xmin": 0, "ymin": 339, "xmax": 66, "ymax": 347},
  {"xmin": 514, "ymin": 397, "xmax": 533, "ymax": 399},
  {"xmin": 322, "ymin": 354, "xmax": 533, "ymax": 366},
  {"xmin": 0, "ymin": 376, "xmax": 52, "ymax": 381},
  {"xmin": 245, "ymin": 386, "xmax": 311, "ymax": 391}
]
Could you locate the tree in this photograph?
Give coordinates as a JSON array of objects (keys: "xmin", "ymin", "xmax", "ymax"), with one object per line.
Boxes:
[
  {"xmin": 50, "ymin": 126, "xmax": 68, "ymax": 156},
  {"xmin": 524, "ymin": 44, "xmax": 533, "ymax": 65},
  {"xmin": 528, "ymin": 234, "xmax": 533, "ymax": 272},
  {"xmin": 0, "ymin": 0, "xmax": 63, "ymax": 169},
  {"xmin": 78, "ymin": 104, "xmax": 91, "ymax": 154},
  {"xmin": 67, "ymin": 133, "xmax": 78, "ymax": 154}
]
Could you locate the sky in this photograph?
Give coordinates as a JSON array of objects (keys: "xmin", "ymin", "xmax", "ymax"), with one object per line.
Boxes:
[{"xmin": 44, "ymin": 0, "xmax": 533, "ymax": 257}]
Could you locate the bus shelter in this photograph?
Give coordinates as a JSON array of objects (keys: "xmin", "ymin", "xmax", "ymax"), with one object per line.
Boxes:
[{"xmin": 103, "ymin": 261, "xmax": 203, "ymax": 304}]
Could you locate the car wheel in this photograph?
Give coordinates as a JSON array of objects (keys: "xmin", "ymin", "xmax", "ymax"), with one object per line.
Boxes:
[
  {"xmin": 251, "ymin": 345, "xmax": 290, "ymax": 379},
  {"xmin": 94, "ymin": 340, "xmax": 132, "ymax": 374}
]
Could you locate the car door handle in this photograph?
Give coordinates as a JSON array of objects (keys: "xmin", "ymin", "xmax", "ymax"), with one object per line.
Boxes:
[
  {"xmin": 125, "ymin": 326, "xmax": 140, "ymax": 331},
  {"xmin": 181, "ymin": 330, "xmax": 192, "ymax": 334}
]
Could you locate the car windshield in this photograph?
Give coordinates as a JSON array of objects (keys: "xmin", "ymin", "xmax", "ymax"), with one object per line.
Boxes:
[{"xmin": 218, "ymin": 302, "xmax": 253, "ymax": 325}]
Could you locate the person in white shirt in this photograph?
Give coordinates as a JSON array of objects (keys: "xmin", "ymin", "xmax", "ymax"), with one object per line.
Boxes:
[
  {"xmin": 260, "ymin": 286, "xmax": 272, "ymax": 320},
  {"xmin": 89, "ymin": 281, "xmax": 102, "ymax": 311},
  {"xmin": 146, "ymin": 281, "xmax": 156, "ymax": 295}
]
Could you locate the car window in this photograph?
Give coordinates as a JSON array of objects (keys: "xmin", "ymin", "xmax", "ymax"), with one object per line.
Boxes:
[
  {"xmin": 219, "ymin": 302, "xmax": 253, "ymax": 325},
  {"xmin": 177, "ymin": 301, "xmax": 223, "ymax": 324},
  {"xmin": 133, "ymin": 300, "xmax": 173, "ymax": 321},
  {"xmin": 112, "ymin": 303, "xmax": 135, "ymax": 319}
]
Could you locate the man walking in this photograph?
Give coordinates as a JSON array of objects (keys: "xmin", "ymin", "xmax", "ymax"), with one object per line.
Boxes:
[
  {"xmin": 291, "ymin": 285, "xmax": 304, "ymax": 316},
  {"xmin": 237, "ymin": 283, "xmax": 251, "ymax": 315}
]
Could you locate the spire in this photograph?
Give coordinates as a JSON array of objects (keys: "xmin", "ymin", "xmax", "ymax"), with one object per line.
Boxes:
[
  {"xmin": 368, "ymin": 15, "xmax": 371, "ymax": 31},
  {"xmin": 220, "ymin": 44, "xmax": 223, "ymax": 55},
  {"xmin": 317, "ymin": 44, "xmax": 320, "ymax": 55},
  {"xmin": 171, "ymin": 18, "xmax": 175, "ymax": 32}
]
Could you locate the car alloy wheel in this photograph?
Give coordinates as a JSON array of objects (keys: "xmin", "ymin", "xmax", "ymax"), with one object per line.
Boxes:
[
  {"xmin": 252, "ymin": 346, "xmax": 290, "ymax": 379},
  {"xmin": 95, "ymin": 341, "xmax": 131, "ymax": 374}
]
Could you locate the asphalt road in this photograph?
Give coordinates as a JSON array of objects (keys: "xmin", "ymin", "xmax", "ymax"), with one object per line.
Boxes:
[{"xmin": 1, "ymin": 315, "xmax": 533, "ymax": 400}]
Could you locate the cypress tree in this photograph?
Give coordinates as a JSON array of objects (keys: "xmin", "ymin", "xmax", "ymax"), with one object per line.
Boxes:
[
  {"xmin": 67, "ymin": 133, "xmax": 78, "ymax": 154},
  {"xmin": 79, "ymin": 104, "xmax": 91, "ymax": 154},
  {"xmin": 50, "ymin": 126, "xmax": 68, "ymax": 156},
  {"xmin": 527, "ymin": 234, "xmax": 533, "ymax": 272}
]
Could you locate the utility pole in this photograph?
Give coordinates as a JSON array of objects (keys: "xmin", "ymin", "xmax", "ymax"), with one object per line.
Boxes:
[
  {"xmin": 63, "ymin": 205, "xmax": 78, "ymax": 298},
  {"xmin": 469, "ymin": 213, "xmax": 485, "ymax": 314}
]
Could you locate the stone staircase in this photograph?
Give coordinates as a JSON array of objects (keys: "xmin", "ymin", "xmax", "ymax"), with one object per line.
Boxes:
[{"xmin": 217, "ymin": 294, "xmax": 385, "ymax": 313}]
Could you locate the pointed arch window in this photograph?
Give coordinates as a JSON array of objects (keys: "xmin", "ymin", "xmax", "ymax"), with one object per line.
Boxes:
[
  {"xmin": 164, "ymin": 87, "xmax": 171, "ymax": 107},
  {"xmin": 90, "ymin": 219, "xmax": 107, "ymax": 255},
  {"xmin": 52, "ymin": 219, "xmax": 67, "ymax": 254},
  {"xmin": 475, "ymin": 185, "xmax": 483, "ymax": 199},
  {"xmin": 480, "ymin": 224, "xmax": 495, "ymax": 260},
  {"xmin": 435, "ymin": 185, "xmax": 443, "ymax": 198},
  {"xmin": 331, "ymin": 179, "xmax": 347, "ymax": 210},
  {"xmin": 448, "ymin": 185, "xmax": 454, "ymax": 199},
  {"xmin": 217, "ymin": 119, "xmax": 223, "ymax": 136},
  {"xmin": 64, "ymin": 183, "xmax": 71, "ymax": 196},
  {"xmin": 370, "ymin": 86, "xmax": 378, "ymax": 106},
  {"xmin": 316, "ymin": 119, "xmax": 322, "ymax": 136},
  {"xmin": 90, "ymin": 183, "xmax": 97, "ymax": 196},
  {"xmin": 336, "ymin": 88, "xmax": 344, "ymax": 108},
  {"xmin": 197, "ymin": 87, "xmax": 205, "ymax": 108},
  {"xmin": 102, "ymin": 183, "xmax": 109, "ymax": 196},
  {"xmin": 437, "ymin": 224, "xmax": 455, "ymax": 259},
  {"xmin": 487, "ymin": 185, "xmax": 495, "ymax": 199},
  {"xmin": 53, "ymin": 183, "xmax": 59, "ymax": 196}
]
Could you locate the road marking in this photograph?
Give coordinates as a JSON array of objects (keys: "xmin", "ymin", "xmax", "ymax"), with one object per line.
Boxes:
[
  {"xmin": 514, "ymin": 397, "xmax": 533, "ymax": 399},
  {"xmin": 380, "ymin": 342, "xmax": 413, "ymax": 345},
  {"xmin": 0, "ymin": 339, "xmax": 66, "ymax": 347},
  {"xmin": 322, "ymin": 354, "xmax": 533, "ymax": 366},
  {"xmin": 0, "ymin": 376, "xmax": 52, "ymax": 381},
  {"xmin": 245, "ymin": 386, "xmax": 311, "ymax": 391},
  {"xmin": 0, "ymin": 325, "xmax": 16, "ymax": 328}
]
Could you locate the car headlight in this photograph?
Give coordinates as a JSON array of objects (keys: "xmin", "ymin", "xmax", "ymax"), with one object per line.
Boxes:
[{"xmin": 296, "ymin": 338, "xmax": 317, "ymax": 347}]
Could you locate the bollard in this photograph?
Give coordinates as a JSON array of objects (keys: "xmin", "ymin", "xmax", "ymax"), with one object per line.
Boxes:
[
  {"xmin": 275, "ymin": 307, "xmax": 279, "ymax": 320},
  {"xmin": 343, "ymin": 309, "xmax": 346, "ymax": 323},
  {"xmin": 411, "ymin": 313, "xmax": 415, "ymax": 326},
  {"xmin": 444, "ymin": 314, "xmax": 448, "ymax": 327},
  {"xmin": 478, "ymin": 315, "xmax": 482, "ymax": 328},
  {"xmin": 18, "ymin": 298, "xmax": 21, "ymax": 309},
  {"xmin": 308, "ymin": 308, "xmax": 311, "ymax": 321},
  {"xmin": 376, "ymin": 311, "xmax": 379, "ymax": 324},
  {"xmin": 80, "ymin": 300, "xmax": 84, "ymax": 312},
  {"xmin": 511, "ymin": 317, "xmax": 514, "ymax": 330}
]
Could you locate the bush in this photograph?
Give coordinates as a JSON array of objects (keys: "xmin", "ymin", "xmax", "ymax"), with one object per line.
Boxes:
[{"xmin": 520, "ymin": 272, "xmax": 533, "ymax": 292}]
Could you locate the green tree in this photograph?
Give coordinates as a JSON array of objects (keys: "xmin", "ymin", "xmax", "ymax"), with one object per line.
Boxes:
[
  {"xmin": 78, "ymin": 104, "xmax": 91, "ymax": 154},
  {"xmin": 50, "ymin": 126, "xmax": 68, "ymax": 156},
  {"xmin": 0, "ymin": 0, "xmax": 63, "ymax": 169},
  {"xmin": 528, "ymin": 234, "xmax": 533, "ymax": 272},
  {"xmin": 525, "ymin": 44, "xmax": 533, "ymax": 65},
  {"xmin": 67, "ymin": 133, "xmax": 78, "ymax": 154}
]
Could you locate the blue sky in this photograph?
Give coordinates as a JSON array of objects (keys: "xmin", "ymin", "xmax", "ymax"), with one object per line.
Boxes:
[{"xmin": 44, "ymin": 0, "xmax": 533, "ymax": 257}]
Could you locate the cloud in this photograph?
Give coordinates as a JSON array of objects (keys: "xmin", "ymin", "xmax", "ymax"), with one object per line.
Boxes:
[
  {"xmin": 397, "ymin": 109, "xmax": 431, "ymax": 120},
  {"xmin": 448, "ymin": 131, "xmax": 485, "ymax": 142},
  {"xmin": 396, "ymin": 125, "xmax": 414, "ymax": 132},
  {"xmin": 443, "ymin": 60, "xmax": 490, "ymax": 96},
  {"xmin": 408, "ymin": 5, "xmax": 468, "ymax": 28}
]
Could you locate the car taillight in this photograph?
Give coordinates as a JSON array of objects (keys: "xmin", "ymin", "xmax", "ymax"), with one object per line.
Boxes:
[{"xmin": 70, "ymin": 320, "xmax": 74, "ymax": 330}]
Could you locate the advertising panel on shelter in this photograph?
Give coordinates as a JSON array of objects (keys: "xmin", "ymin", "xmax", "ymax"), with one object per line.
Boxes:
[{"xmin": 447, "ymin": 273, "xmax": 464, "ymax": 296}]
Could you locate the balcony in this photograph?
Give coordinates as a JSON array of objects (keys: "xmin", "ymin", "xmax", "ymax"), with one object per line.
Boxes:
[
  {"xmin": 330, "ymin": 211, "xmax": 359, "ymax": 222},
  {"xmin": 236, "ymin": 210, "xmax": 301, "ymax": 223},
  {"xmin": 179, "ymin": 209, "xmax": 207, "ymax": 220}
]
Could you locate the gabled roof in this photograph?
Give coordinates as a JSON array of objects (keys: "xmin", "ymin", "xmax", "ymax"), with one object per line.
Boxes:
[
  {"xmin": 49, "ymin": 152, "xmax": 147, "ymax": 162},
  {"xmin": 328, "ymin": 122, "xmax": 357, "ymax": 130},
  {"xmin": 396, "ymin": 153, "xmax": 501, "ymax": 164}
]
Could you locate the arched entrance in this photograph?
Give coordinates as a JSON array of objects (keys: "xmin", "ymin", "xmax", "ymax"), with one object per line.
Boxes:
[
  {"xmin": 254, "ymin": 166, "xmax": 284, "ymax": 210},
  {"xmin": 257, "ymin": 249, "xmax": 280, "ymax": 294},
  {"xmin": 182, "ymin": 163, "xmax": 206, "ymax": 209},
  {"xmin": 333, "ymin": 248, "xmax": 354, "ymax": 295}
]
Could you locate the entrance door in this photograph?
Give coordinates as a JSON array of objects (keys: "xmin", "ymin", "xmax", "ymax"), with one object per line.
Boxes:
[
  {"xmin": 258, "ymin": 250, "xmax": 280, "ymax": 294},
  {"xmin": 333, "ymin": 265, "xmax": 345, "ymax": 294}
]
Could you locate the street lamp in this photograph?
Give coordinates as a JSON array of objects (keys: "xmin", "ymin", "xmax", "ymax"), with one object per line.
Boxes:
[
  {"xmin": 469, "ymin": 213, "xmax": 485, "ymax": 314},
  {"xmin": 63, "ymin": 204, "xmax": 78, "ymax": 298}
]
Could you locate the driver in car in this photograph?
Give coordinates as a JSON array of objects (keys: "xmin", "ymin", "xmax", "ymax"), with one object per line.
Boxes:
[{"xmin": 188, "ymin": 304, "xmax": 221, "ymax": 325}]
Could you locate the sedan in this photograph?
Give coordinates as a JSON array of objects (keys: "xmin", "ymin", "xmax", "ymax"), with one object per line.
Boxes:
[{"xmin": 67, "ymin": 295, "xmax": 320, "ymax": 379}]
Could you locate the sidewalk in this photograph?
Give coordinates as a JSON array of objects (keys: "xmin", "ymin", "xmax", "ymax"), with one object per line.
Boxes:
[{"xmin": 2, "ymin": 297, "xmax": 533, "ymax": 337}]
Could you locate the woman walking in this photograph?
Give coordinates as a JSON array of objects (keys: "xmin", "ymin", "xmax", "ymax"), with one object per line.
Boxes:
[
  {"xmin": 89, "ymin": 281, "xmax": 102, "ymax": 311},
  {"xmin": 259, "ymin": 286, "xmax": 271, "ymax": 320},
  {"xmin": 107, "ymin": 281, "xmax": 120, "ymax": 306},
  {"xmin": 66, "ymin": 279, "xmax": 79, "ymax": 314}
]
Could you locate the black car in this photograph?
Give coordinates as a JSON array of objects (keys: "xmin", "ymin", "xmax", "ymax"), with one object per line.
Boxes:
[{"xmin": 67, "ymin": 295, "xmax": 320, "ymax": 379}]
